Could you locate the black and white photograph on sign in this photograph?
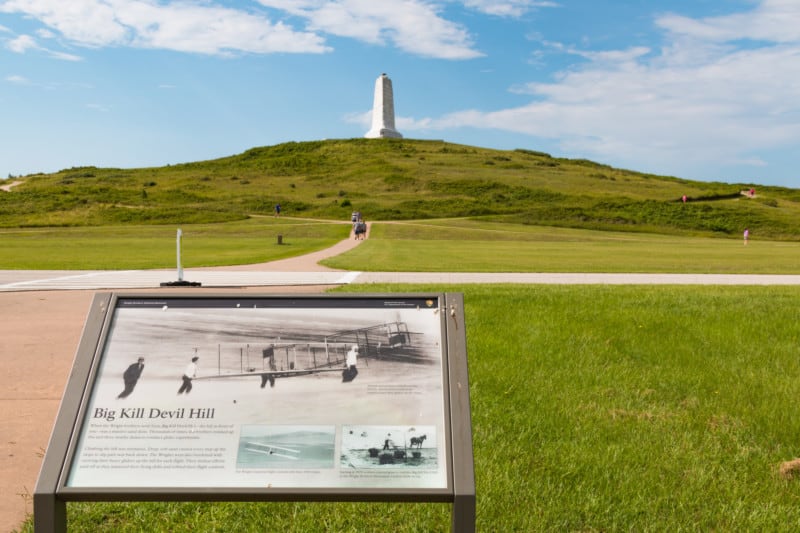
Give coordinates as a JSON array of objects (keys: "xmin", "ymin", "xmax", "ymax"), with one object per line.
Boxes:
[
  {"xmin": 341, "ymin": 425, "xmax": 438, "ymax": 470},
  {"xmin": 65, "ymin": 297, "xmax": 449, "ymax": 490},
  {"xmin": 237, "ymin": 425, "xmax": 335, "ymax": 470}
]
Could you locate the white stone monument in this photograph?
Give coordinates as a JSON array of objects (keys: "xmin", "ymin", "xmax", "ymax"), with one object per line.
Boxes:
[{"xmin": 365, "ymin": 73, "xmax": 403, "ymax": 139}]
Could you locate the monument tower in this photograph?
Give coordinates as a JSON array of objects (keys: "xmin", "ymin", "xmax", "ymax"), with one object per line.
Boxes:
[{"xmin": 365, "ymin": 73, "xmax": 403, "ymax": 139}]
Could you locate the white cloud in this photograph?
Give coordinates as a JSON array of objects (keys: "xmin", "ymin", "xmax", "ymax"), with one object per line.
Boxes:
[
  {"xmin": 258, "ymin": 0, "xmax": 483, "ymax": 59},
  {"xmin": 1, "ymin": 0, "xmax": 486, "ymax": 59},
  {"xmin": 462, "ymin": 0, "xmax": 558, "ymax": 18},
  {"xmin": 5, "ymin": 74, "xmax": 30, "ymax": 84},
  {"xmin": 345, "ymin": 108, "xmax": 425, "ymax": 133},
  {"xmin": 48, "ymin": 49, "xmax": 82, "ymax": 61},
  {"xmin": 7, "ymin": 33, "xmax": 37, "ymax": 52},
  {"xmin": 5, "ymin": 32, "xmax": 82, "ymax": 59},
  {"xmin": 0, "ymin": 0, "xmax": 330, "ymax": 55},
  {"xmin": 344, "ymin": 109, "xmax": 371, "ymax": 128},
  {"xmin": 406, "ymin": 0, "xmax": 800, "ymax": 179},
  {"xmin": 657, "ymin": 0, "xmax": 800, "ymax": 43}
]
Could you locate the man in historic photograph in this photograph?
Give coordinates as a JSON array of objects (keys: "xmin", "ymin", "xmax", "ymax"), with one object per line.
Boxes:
[
  {"xmin": 260, "ymin": 344, "xmax": 277, "ymax": 388},
  {"xmin": 117, "ymin": 356, "xmax": 145, "ymax": 399},
  {"xmin": 178, "ymin": 355, "xmax": 199, "ymax": 394},
  {"xmin": 343, "ymin": 344, "xmax": 359, "ymax": 382}
]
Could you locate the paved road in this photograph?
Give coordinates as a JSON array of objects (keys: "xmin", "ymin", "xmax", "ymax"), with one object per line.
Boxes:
[{"xmin": 2, "ymin": 269, "xmax": 800, "ymax": 291}]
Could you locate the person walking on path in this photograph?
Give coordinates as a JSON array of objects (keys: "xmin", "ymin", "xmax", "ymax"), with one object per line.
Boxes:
[
  {"xmin": 117, "ymin": 357, "xmax": 145, "ymax": 399},
  {"xmin": 354, "ymin": 220, "xmax": 367, "ymax": 240},
  {"xmin": 178, "ymin": 355, "xmax": 199, "ymax": 394}
]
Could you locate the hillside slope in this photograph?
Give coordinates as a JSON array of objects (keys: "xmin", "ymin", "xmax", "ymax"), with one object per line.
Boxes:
[{"xmin": 2, "ymin": 138, "xmax": 798, "ymax": 239}]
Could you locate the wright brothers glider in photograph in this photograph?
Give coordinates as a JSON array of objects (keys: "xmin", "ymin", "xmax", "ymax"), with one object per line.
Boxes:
[{"xmin": 194, "ymin": 320, "xmax": 415, "ymax": 389}]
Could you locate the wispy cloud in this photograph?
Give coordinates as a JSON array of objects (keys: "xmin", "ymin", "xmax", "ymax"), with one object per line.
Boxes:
[
  {"xmin": 5, "ymin": 32, "xmax": 82, "ymax": 60},
  {"xmin": 0, "ymin": 0, "xmax": 496, "ymax": 60},
  {"xmin": 463, "ymin": 0, "xmax": 559, "ymax": 18},
  {"xmin": 0, "ymin": 1, "xmax": 491, "ymax": 59},
  {"xmin": 86, "ymin": 103, "xmax": 111, "ymax": 112},
  {"xmin": 5, "ymin": 74, "xmax": 31, "ymax": 84},
  {"xmin": 5, "ymin": 73, "xmax": 92, "ymax": 91},
  {"xmin": 258, "ymin": 0, "xmax": 483, "ymax": 59},
  {"xmin": 0, "ymin": 0, "xmax": 330, "ymax": 55},
  {"xmin": 656, "ymin": 0, "xmax": 800, "ymax": 43},
  {"xmin": 7, "ymin": 34, "xmax": 36, "ymax": 52},
  {"xmin": 406, "ymin": 0, "xmax": 800, "ymax": 179},
  {"xmin": 345, "ymin": 109, "xmax": 430, "ymax": 133}
]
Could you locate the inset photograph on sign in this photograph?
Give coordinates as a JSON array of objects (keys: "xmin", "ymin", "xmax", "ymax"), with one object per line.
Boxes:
[
  {"xmin": 63, "ymin": 296, "xmax": 449, "ymax": 491},
  {"xmin": 341, "ymin": 425, "xmax": 438, "ymax": 470},
  {"xmin": 237, "ymin": 425, "xmax": 335, "ymax": 469}
]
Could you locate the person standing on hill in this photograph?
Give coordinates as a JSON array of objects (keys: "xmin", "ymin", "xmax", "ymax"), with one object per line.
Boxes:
[{"xmin": 744, "ymin": 228, "xmax": 750, "ymax": 245}]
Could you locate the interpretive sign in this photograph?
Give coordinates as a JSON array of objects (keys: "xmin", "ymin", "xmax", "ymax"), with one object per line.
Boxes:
[{"xmin": 34, "ymin": 292, "xmax": 474, "ymax": 532}]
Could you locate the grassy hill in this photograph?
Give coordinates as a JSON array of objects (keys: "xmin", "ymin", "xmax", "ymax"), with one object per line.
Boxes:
[{"xmin": 3, "ymin": 138, "xmax": 799, "ymax": 240}]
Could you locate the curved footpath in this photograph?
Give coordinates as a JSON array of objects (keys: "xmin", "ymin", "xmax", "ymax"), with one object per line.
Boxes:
[
  {"xmin": 2, "ymin": 219, "xmax": 800, "ymax": 291},
  {"xmin": 3, "ymin": 226, "xmax": 800, "ymax": 532}
]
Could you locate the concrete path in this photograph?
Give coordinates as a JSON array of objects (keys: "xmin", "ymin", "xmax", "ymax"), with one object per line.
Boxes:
[{"xmin": 2, "ymin": 270, "xmax": 800, "ymax": 292}]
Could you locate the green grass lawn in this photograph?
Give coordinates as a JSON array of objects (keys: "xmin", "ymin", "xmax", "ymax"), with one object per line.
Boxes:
[
  {"xmin": 17, "ymin": 284, "xmax": 800, "ymax": 532},
  {"xmin": 328, "ymin": 220, "xmax": 800, "ymax": 273},
  {"xmin": 2, "ymin": 217, "xmax": 799, "ymax": 273},
  {"xmin": 0, "ymin": 218, "xmax": 351, "ymax": 269}
]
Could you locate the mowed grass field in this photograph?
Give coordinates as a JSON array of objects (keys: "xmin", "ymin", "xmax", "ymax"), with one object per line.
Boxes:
[
  {"xmin": 324, "ymin": 219, "xmax": 800, "ymax": 273},
  {"xmin": 17, "ymin": 284, "xmax": 800, "ymax": 532},
  {"xmin": 2, "ymin": 217, "xmax": 800, "ymax": 273},
  {"xmin": 0, "ymin": 218, "xmax": 351, "ymax": 270}
]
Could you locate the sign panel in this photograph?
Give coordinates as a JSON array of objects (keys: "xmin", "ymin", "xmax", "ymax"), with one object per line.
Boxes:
[{"xmin": 62, "ymin": 295, "xmax": 450, "ymax": 492}]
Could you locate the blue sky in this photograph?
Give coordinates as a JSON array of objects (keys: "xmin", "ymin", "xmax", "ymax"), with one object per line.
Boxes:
[{"xmin": 1, "ymin": 0, "xmax": 798, "ymax": 187}]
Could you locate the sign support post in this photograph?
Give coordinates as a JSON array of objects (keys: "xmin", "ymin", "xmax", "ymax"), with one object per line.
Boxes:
[{"xmin": 445, "ymin": 293, "xmax": 475, "ymax": 533}]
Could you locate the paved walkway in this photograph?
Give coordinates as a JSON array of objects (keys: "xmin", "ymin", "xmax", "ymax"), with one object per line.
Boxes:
[{"xmin": 3, "ymin": 270, "xmax": 800, "ymax": 291}]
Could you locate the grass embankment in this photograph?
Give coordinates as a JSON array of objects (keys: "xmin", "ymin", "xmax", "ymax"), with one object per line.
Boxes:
[
  {"xmin": 4, "ymin": 139, "xmax": 800, "ymax": 240},
  {"xmin": 18, "ymin": 285, "xmax": 800, "ymax": 532}
]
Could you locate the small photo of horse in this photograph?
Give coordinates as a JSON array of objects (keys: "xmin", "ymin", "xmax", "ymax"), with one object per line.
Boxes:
[{"xmin": 410, "ymin": 434, "xmax": 427, "ymax": 448}]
